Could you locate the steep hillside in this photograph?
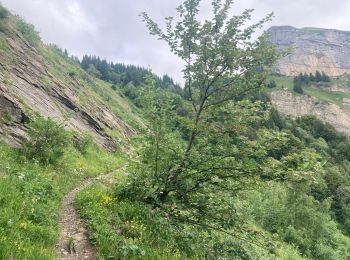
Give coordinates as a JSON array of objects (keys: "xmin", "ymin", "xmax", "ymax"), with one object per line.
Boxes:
[
  {"xmin": 0, "ymin": 12, "xmax": 139, "ymax": 150},
  {"xmin": 268, "ymin": 74, "xmax": 350, "ymax": 134},
  {"xmin": 271, "ymin": 90, "xmax": 350, "ymax": 133},
  {"xmin": 1, "ymin": 3, "xmax": 350, "ymax": 260},
  {"xmin": 268, "ymin": 26, "xmax": 350, "ymax": 76}
]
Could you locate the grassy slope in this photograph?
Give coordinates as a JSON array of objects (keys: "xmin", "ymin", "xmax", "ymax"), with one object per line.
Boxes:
[
  {"xmin": 2, "ymin": 5, "xmax": 349, "ymax": 259},
  {"xmin": 0, "ymin": 141, "xmax": 127, "ymax": 259},
  {"xmin": 38, "ymin": 43, "xmax": 143, "ymax": 132},
  {"xmin": 0, "ymin": 8, "xmax": 142, "ymax": 259},
  {"xmin": 75, "ymin": 179, "xmax": 307, "ymax": 259},
  {"xmin": 72, "ymin": 74, "xmax": 350, "ymax": 259},
  {"xmin": 269, "ymin": 75, "xmax": 350, "ymax": 108}
]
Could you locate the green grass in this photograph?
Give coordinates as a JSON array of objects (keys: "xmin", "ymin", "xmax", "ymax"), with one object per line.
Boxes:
[
  {"xmin": 75, "ymin": 183, "xmax": 204, "ymax": 259},
  {"xmin": 0, "ymin": 111, "xmax": 13, "ymax": 124},
  {"xmin": 268, "ymin": 75, "xmax": 294, "ymax": 91},
  {"xmin": 268, "ymin": 75, "xmax": 350, "ymax": 107},
  {"xmin": 75, "ymin": 180, "xmax": 305, "ymax": 259},
  {"xmin": 0, "ymin": 140, "xmax": 125, "ymax": 259},
  {"xmin": 0, "ymin": 38, "xmax": 8, "ymax": 51},
  {"xmin": 332, "ymin": 74, "xmax": 350, "ymax": 86},
  {"xmin": 303, "ymin": 87, "xmax": 350, "ymax": 107}
]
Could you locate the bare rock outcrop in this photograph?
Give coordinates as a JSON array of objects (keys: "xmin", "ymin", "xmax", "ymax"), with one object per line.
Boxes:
[
  {"xmin": 268, "ymin": 26, "xmax": 350, "ymax": 76},
  {"xmin": 0, "ymin": 23, "xmax": 135, "ymax": 150},
  {"xmin": 270, "ymin": 90, "xmax": 350, "ymax": 134}
]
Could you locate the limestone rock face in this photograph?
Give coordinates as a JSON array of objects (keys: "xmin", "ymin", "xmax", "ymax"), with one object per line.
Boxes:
[
  {"xmin": 0, "ymin": 22, "xmax": 135, "ymax": 150},
  {"xmin": 268, "ymin": 26, "xmax": 350, "ymax": 76},
  {"xmin": 270, "ymin": 90, "xmax": 350, "ymax": 134}
]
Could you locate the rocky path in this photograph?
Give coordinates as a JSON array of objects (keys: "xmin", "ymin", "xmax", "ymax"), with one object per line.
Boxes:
[{"xmin": 56, "ymin": 168, "xmax": 123, "ymax": 260}]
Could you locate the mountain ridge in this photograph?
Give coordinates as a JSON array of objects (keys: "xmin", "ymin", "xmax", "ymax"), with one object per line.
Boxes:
[{"xmin": 268, "ymin": 25, "xmax": 350, "ymax": 76}]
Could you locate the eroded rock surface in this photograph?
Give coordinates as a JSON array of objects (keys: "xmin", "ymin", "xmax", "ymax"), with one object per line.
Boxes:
[
  {"xmin": 0, "ymin": 25, "xmax": 135, "ymax": 150},
  {"xmin": 268, "ymin": 26, "xmax": 350, "ymax": 76},
  {"xmin": 271, "ymin": 90, "xmax": 350, "ymax": 134}
]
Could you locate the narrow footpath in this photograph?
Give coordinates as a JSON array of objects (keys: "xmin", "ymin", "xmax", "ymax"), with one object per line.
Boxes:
[{"xmin": 56, "ymin": 168, "xmax": 123, "ymax": 260}]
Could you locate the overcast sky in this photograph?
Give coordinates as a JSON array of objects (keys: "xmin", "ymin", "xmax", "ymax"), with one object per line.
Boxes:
[{"xmin": 2, "ymin": 0, "xmax": 350, "ymax": 83}]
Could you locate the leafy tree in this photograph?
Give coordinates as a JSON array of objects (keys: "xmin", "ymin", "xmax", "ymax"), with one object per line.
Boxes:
[
  {"xmin": 297, "ymin": 115, "xmax": 343, "ymax": 144},
  {"xmin": 119, "ymin": 0, "xmax": 282, "ymax": 235},
  {"xmin": 266, "ymin": 107, "xmax": 285, "ymax": 130},
  {"xmin": 140, "ymin": 0, "xmax": 277, "ymax": 194},
  {"xmin": 122, "ymin": 82, "xmax": 138, "ymax": 100}
]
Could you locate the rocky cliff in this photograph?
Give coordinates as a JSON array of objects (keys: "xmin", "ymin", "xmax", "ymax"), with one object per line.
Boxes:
[
  {"xmin": 268, "ymin": 26, "xmax": 350, "ymax": 76},
  {"xmin": 0, "ymin": 13, "xmax": 137, "ymax": 150},
  {"xmin": 271, "ymin": 90, "xmax": 350, "ymax": 134}
]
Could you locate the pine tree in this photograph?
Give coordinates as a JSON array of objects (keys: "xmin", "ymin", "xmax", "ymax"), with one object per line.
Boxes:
[
  {"xmin": 309, "ymin": 72, "xmax": 316, "ymax": 82},
  {"xmin": 315, "ymin": 70, "xmax": 323, "ymax": 82},
  {"xmin": 321, "ymin": 71, "xmax": 331, "ymax": 82}
]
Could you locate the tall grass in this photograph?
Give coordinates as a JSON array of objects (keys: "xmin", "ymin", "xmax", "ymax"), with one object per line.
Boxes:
[{"xmin": 0, "ymin": 125, "xmax": 125, "ymax": 259}]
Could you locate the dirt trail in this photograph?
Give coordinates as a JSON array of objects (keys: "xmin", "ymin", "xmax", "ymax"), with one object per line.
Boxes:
[{"xmin": 56, "ymin": 169, "xmax": 122, "ymax": 260}]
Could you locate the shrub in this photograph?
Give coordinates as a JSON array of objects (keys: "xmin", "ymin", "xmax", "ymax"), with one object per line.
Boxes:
[
  {"xmin": 122, "ymin": 83, "xmax": 138, "ymax": 100},
  {"xmin": 23, "ymin": 117, "xmax": 70, "ymax": 165},
  {"xmin": 267, "ymin": 80, "xmax": 277, "ymax": 88},
  {"xmin": 73, "ymin": 133, "xmax": 93, "ymax": 155},
  {"xmin": 16, "ymin": 17, "xmax": 41, "ymax": 47},
  {"xmin": 0, "ymin": 111, "xmax": 13, "ymax": 125},
  {"xmin": 68, "ymin": 70, "xmax": 77, "ymax": 77},
  {"xmin": 293, "ymin": 81, "xmax": 304, "ymax": 94},
  {"xmin": 0, "ymin": 4, "xmax": 9, "ymax": 20}
]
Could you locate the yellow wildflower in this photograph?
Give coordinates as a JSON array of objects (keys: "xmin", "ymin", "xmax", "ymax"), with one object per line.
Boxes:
[{"xmin": 101, "ymin": 195, "xmax": 113, "ymax": 205}]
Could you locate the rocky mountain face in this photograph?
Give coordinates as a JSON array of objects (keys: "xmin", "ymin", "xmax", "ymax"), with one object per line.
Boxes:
[
  {"xmin": 0, "ymin": 17, "xmax": 136, "ymax": 150},
  {"xmin": 271, "ymin": 90, "xmax": 350, "ymax": 134},
  {"xmin": 268, "ymin": 26, "xmax": 350, "ymax": 76}
]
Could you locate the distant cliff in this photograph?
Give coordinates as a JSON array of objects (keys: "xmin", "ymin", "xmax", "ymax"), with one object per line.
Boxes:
[
  {"xmin": 270, "ymin": 90, "xmax": 350, "ymax": 134},
  {"xmin": 268, "ymin": 26, "xmax": 350, "ymax": 76}
]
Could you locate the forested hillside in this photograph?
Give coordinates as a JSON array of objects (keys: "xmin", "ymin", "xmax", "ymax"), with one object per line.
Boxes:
[
  {"xmin": 80, "ymin": 55, "xmax": 182, "ymax": 93},
  {"xmin": 0, "ymin": 1, "xmax": 350, "ymax": 260}
]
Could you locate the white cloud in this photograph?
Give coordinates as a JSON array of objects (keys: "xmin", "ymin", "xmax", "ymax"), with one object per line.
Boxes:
[{"xmin": 2, "ymin": 0, "xmax": 350, "ymax": 83}]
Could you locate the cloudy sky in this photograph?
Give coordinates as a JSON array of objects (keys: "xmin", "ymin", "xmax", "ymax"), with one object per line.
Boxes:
[{"xmin": 2, "ymin": 0, "xmax": 350, "ymax": 83}]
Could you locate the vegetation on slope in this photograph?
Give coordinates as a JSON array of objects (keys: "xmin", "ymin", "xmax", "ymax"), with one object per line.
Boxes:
[
  {"xmin": 75, "ymin": 0, "xmax": 350, "ymax": 259},
  {"xmin": 268, "ymin": 73, "xmax": 350, "ymax": 108},
  {"xmin": 80, "ymin": 55, "xmax": 183, "ymax": 95},
  {"xmin": 0, "ymin": 5, "xmax": 134, "ymax": 258},
  {"xmin": 1, "ymin": 1, "xmax": 350, "ymax": 259},
  {"xmin": 76, "ymin": 93, "xmax": 350, "ymax": 259},
  {"xmin": 0, "ymin": 117, "xmax": 125, "ymax": 259}
]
